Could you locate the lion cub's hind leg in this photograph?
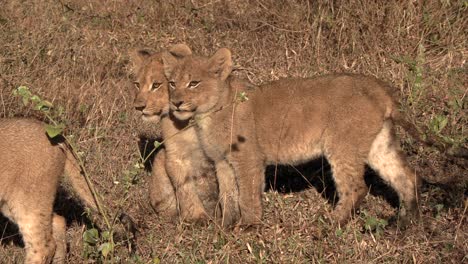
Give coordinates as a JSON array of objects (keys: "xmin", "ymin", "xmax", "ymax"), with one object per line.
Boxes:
[
  {"xmin": 367, "ymin": 120, "xmax": 420, "ymax": 227},
  {"xmin": 326, "ymin": 153, "xmax": 368, "ymax": 225},
  {"xmin": 51, "ymin": 214, "xmax": 66, "ymax": 263},
  {"xmin": 8, "ymin": 206, "xmax": 57, "ymax": 264}
]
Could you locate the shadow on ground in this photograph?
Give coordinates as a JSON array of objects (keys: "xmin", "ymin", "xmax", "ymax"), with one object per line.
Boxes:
[
  {"xmin": 266, "ymin": 157, "xmax": 403, "ymax": 209},
  {"xmin": 265, "ymin": 156, "xmax": 466, "ymax": 210}
]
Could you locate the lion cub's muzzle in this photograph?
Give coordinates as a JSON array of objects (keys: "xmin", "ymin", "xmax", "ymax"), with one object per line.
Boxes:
[
  {"xmin": 170, "ymin": 100, "xmax": 194, "ymax": 112},
  {"xmin": 170, "ymin": 100, "xmax": 196, "ymax": 120},
  {"xmin": 134, "ymin": 99, "xmax": 146, "ymax": 112},
  {"xmin": 134, "ymin": 102, "xmax": 163, "ymax": 122}
]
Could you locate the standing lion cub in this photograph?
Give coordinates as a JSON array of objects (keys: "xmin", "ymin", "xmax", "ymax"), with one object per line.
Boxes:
[
  {"xmin": 162, "ymin": 46, "xmax": 420, "ymax": 227},
  {"xmin": 0, "ymin": 118, "xmax": 99, "ymax": 264}
]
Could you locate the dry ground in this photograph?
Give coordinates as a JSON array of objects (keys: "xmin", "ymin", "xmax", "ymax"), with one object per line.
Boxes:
[{"xmin": 0, "ymin": 0, "xmax": 466, "ymax": 263}]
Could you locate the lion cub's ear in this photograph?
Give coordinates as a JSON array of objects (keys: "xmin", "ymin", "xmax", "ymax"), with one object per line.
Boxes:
[
  {"xmin": 162, "ymin": 52, "xmax": 177, "ymax": 79},
  {"xmin": 168, "ymin": 43, "xmax": 192, "ymax": 58},
  {"xmin": 162, "ymin": 44, "xmax": 193, "ymax": 79},
  {"xmin": 208, "ymin": 48, "xmax": 232, "ymax": 81},
  {"xmin": 129, "ymin": 49, "xmax": 153, "ymax": 74}
]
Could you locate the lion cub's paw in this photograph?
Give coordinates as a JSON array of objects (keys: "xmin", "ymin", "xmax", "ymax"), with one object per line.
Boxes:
[
  {"xmin": 233, "ymin": 222, "xmax": 261, "ymax": 233},
  {"xmin": 181, "ymin": 208, "xmax": 210, "ymax": 224},
  {"xmin": 394, "ymin": 206, "xmax": 419, "ymax": 230}
]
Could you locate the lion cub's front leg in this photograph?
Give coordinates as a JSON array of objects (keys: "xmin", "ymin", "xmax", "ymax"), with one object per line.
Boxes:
[
  {"xmin": 149, "ymin": 149, "xmax": 178, "ymax": 219},
  {"xmin": 231, "ymin": 158, "xmax": 265, "ymax": 227},
  {"xmin": 215, "ymin": 160, "xmax": 241, "ymax": 227},
  {"xmin": 165, "ymin": 153, "xmax": 208, "ymax": 222}
]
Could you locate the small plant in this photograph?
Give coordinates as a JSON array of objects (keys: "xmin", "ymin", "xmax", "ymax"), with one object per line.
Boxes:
[
  {"xmin": 83, "ymin": 228, "xmax": 114, "ymax": 260},
  {"xmin": 335, "ymin": 228, "xmax": 345, "ymax": 238},
  {"xmin": 13, "ymin": 86, "xmax": 65, "ymax": 138},
  {"xmin": 390, "ymin": 44, "xmax": 426, "ymax": 107},
  {"xmin": 430, "ymin": 114, "xmax": 449, "ymax": 135},
  {"xmin": 237, "ymin": 91, "xmax": 249, "ymax": 102},
  {"xmin": 434, "ymin": 203, "xmax": 444, "ymax": 219},
  {"xmin": 360, "ymin": 211, "xmax": 388, "ymax": 238}
]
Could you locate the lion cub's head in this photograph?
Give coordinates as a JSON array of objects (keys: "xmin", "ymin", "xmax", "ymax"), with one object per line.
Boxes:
[
  {"xmin": 129, "ymin": 45, "xmax": 192, "ymax": 123},
  {"xmin": 162, "ymin": 47, "xmax": 233, "ymax": 121}
]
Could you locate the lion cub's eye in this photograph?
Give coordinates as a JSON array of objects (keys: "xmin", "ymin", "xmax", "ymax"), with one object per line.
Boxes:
[
  {"xmin": 188, "ymin": 81, "xmax": 200, "ymax": 89},
  {"xmin": 168, "ymin": 81, "xmax": 176, "ymax": 90},
  {"xmin": 133, "ymin": 82, "xmax": 140, "ymax": 90},
  {"xmin": 151, "ymin": 82, "xmax": 162, "ymax": 91}
]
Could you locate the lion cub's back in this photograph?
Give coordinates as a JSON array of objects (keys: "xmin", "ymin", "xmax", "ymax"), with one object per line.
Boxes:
[
  {"xmin": 251, "ymin": 74, "xmax": 397, "ymax": 162},
  {"xmin": 256, "ymin": 74, "xmax": 393, "ymax": 106},
  {"xmin": 253, "ymin": 74, "xmax": 395, "ymax": 126},
  {"xmin": 0, "ymin": 118, "xmax": 64, "ymax": 201}
]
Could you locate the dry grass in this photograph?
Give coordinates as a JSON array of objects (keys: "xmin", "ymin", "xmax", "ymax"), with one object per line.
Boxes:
[{"xmin": 0, "ymin": 0, "xmax": 466, "ymax": 263}]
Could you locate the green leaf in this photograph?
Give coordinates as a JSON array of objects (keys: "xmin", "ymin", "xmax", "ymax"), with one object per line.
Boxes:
[
  {"xmin": 153, "ymin": 257, "xmax": 161, "ymax": 264},
  {"xmin": 16, "ymin": 86, "xmax": 31, "ymax": 97},
  {"xmin": 98, "ymin": 242, "xmax": 114, "ymax": 257},
  {"xmin": 13, "ymin": 86, "xmax": 33, "ymax": 106},
  {"xmin": 380, "ymin": 219, "xmax": 388, "ymax": 227},
  {"xmin": 30, "ymin": 95, "xmax": 41, "ymax": 103},
  {"xmin": 237, "ymin": 91, "xmax": 249, "ymax": 102},
  {"xmin": 364, "ymin": 216, "xmax": 378, "ymax": 231},
  {"xmin": 101, "ymin": 230, "xmax": 111, "ymax": 240},
  {"xmin": 431, "ymin": 115, "xmax": 448, "ymax": 134},
  {"xmin": 438, "ymin": 116, "xmax": 448, "ymax": 132},
  {"xmin": 22, "ymin": 97, "xmax": 29, "ymax": 106},
  {"xmin": 83, "ymin": 228, "xmax": 99, "ymax": 245},
  {"xmin": 35, "ymin": 102, "xmax": 51, "ymax": 112},
  {"xmin": 335, "ymin": 228, "xmax": 344, "ymax": 237},
  {"xmin": 45, "ymin": 123, "xmax": 65, "ymax": 138},
  {"xmin": 154, "ymin": 140, "xmax": 162, "ymax": 149},
  {"xmin": 42, "ymin": 100, "xmax": 54, "ymax": 108}
]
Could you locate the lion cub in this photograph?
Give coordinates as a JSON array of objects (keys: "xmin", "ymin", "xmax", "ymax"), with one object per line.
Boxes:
[
  {"xmin": 129, "ymin": 45, "xmax": 218, "ymax": 222},
  {"xmin": 0, "ymin": 118, "xmax": 99, "ymax": 264},
  {"xmin": 162, "ymin": 46, "xmax": 420, "ymax": 227}
]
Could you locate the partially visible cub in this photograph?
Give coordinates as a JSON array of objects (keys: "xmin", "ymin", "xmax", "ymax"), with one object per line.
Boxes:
[
  {"xmin": 162, "ymin": 46, "xmax": 420, "ymax": 228},
  {"xmin": 0, "ymin": 118, "xmax": 99, "ymax": 264},
  {"xmin": 129, "ymin": 46, "xmax": 219, "ymax": 222}
]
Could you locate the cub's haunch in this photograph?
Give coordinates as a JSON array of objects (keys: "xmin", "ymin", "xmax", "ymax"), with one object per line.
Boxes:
[
  {"xmin": 0, "ymin": 118, "xmax": 98, "ymax": 264},
  {"xmin": 163, "ymin": 46, "xmax": 420, "ymax": 228}
]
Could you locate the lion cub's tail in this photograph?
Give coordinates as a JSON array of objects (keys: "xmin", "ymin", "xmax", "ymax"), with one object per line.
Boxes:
[
  {"xmin": 62, "ymin": 145, "xmax": 100, "ymax": 212},
  {"xmin": 60, "ymin": 144, "xmax": 139, "ymax": 239}
]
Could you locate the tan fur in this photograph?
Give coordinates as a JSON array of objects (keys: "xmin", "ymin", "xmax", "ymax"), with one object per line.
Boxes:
[
  {"xmin": 0, "ymin": 118, "xmax": 99, "ymax": 264},
  {"xmin": 162, "ymin": 47, "xmax": 420, "ymax": 227},
  {"xmin": 130, "ymin": 46, "xmax": 219, "ymax": 222}
]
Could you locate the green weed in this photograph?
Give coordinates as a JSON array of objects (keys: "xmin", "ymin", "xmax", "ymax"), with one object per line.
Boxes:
[
  {"xmin": 82, "ymin": 228, "xmax": 114, "ymax": 261},
  {"xmin": 360, "ymin": 211, "xmax": 388, "ymax": 238},
  {"xmin": 434, "ymin": 204, "xmax": 444, "ymax": 219},
  {"xmin": 391, "ymin": 44, "xmax": 426, "ymax": 107}
]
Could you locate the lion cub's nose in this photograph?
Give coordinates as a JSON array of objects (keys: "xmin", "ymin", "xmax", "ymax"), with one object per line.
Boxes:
[
  {"xmin": 171, "ymin": 100, "xmax": 184, "ymax": 109},
  {"xmin": 134, "ymin": 102, "xmax": 146, "ymax": 112}
]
